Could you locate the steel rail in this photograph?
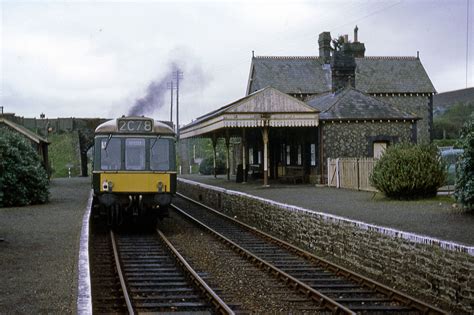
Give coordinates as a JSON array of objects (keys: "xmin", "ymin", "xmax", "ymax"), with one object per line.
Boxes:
[
  {"xmin": 175, "ymin": 192, "xmax": 446, "ymax": 315},
  {"xmin": 171, "ymin": 203, "xmax": 355, "ymax": 315},
  {"xmin": 110, "ymin": 230, "xmax": 135, "ymax": 315},
  {"xmin": 156, "ymin": 228, "xmax": 235, "ymax": 315}
]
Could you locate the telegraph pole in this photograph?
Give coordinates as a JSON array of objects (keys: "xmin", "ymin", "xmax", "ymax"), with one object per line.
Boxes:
[
  {"xmin": 175, "ymin": 70, "xmax": 183, "ymax": 140},
  {"xmin": 466, "ymin": 0, "xmax": 470, "ymax": 88}
]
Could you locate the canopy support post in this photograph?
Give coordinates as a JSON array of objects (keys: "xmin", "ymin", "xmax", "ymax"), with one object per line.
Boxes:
[{"xmin": 262, "ymin": 126, "xmax": 269, "ymax": 187}]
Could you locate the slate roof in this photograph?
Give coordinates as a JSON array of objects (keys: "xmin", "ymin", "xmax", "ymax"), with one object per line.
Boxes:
[
  {"xmin": 247, "ymin": 57, "xmax": 331, "ymax": 94},
  {"xmin": 306, "ymin": 87, "xmax": 418, "ymax": 120},
  {"xmin": 247, "ymin": 56, "xmax": 436, "ymax": 95}
]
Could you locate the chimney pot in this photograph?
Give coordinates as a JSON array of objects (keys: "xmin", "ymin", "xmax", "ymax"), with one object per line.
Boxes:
[
  {"xmin": 318, "ymin": 31, "xmax": 332, "ymax": 63},
  {"xmin": 354, "ymin": 25, "xmax": 359, "ymax": 42}
]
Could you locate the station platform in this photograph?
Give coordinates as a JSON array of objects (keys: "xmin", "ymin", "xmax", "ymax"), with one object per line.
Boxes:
[
  {"xmin": 0, "ymin": 177, "xmax": 90, "ymax": 313},
  {"xmin": 178, "ymin": 174, "xmax": 474, "ymax": 246}
]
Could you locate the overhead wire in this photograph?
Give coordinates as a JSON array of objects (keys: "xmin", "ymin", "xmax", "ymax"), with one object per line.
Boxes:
[{"xmin": 209, "ymin": 0, "xmax": 404, "ymax": 76}]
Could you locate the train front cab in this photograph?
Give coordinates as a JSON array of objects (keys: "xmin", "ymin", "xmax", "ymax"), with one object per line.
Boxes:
[{"xmin": 92, "ymin": 123, "xmax": 176, "ymax": 225}]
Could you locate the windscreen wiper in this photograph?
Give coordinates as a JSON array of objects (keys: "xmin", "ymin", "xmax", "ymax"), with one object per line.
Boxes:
[
  {"xmin": 104, "ymin": 134, "xmax": 113, "ymax": 151},
  {"xmin": 150, "ymin": 135, "xmax": 161, "ymax": 153}
]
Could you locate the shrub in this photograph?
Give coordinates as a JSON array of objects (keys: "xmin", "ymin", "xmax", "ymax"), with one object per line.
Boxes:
[
  {"xmin": 370, "ymin": 143, "xmax": 446, "ymax": 199},
  {"xmin": 454, "ymin": 116, "xmax": 474, "ymax": 210},
  {"xmin": 0, "ymin": 128, "xmax": 49, "ymax": 206},
  {"xmin": 199, "ymin": 156, "xmax": 226, "ymax": 175}
]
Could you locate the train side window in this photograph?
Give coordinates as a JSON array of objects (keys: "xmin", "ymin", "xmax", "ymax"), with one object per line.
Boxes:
[
  {"xmin": 150, "ymin": 139, "xmax": 170, "ymax": 171},
  {"xmin": 100, "ymin": 138, "xmax": 121, "ymax": 170},
  {"xmin": 125, "ymin": 138, "xmax": 146, "ymax": 170}
]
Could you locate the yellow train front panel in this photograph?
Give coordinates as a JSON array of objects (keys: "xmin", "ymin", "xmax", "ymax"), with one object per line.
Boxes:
[{"xmin": 97, "ymin": 172, "xmax": 174, "ymax": 193}]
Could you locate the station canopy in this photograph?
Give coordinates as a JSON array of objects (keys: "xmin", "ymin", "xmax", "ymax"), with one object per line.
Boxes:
[{"xmin": 180, "ymin": 87, "xmax": 320, "ymax": 139}]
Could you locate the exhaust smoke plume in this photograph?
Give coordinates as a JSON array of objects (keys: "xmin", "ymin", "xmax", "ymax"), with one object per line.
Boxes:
[
  {"xmin": 128, "ymin": 50, "xmax": 211, "ymax": 120},
  {"xmin": 128, "ymin": 62, "xmax": 180, "ymax": 117}
]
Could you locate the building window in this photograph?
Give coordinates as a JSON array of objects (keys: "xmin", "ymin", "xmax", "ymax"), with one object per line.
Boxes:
[
  {"xmin": 258, "ymin": 150, "xmax": 262, "ymax": 164},
  {"xmin": 249, "ymin": 148, "xmax": 254, "ymax": 164},
  {"xmin": 373, "ymin": 141, "xmax": 388, "ymax": 159},
  {"xmin": 310, "ymin": 144, "xmax": 316, "ymax": 166}
]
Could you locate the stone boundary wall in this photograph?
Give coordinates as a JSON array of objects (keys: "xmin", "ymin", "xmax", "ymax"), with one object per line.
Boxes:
[{"xmin": 178, "ymin": 178, "xmax": 474, "ymax": 313}]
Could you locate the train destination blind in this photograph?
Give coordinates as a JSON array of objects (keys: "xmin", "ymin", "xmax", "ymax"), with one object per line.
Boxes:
[{"xmin": 118, "ymin": 118, "xmax": 153, "ymax": 133}]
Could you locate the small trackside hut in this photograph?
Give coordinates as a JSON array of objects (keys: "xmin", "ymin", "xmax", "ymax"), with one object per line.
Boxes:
[{"xmin": 92, "ymin": 116, "xmax": 177, "ymax": 225}]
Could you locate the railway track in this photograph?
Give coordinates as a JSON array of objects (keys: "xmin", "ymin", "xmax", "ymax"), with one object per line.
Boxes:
[
  {"xmin": 89, "ymin": 223, "xmax": 233, "ymax": 314},
  {"xmin": 172, "ymin": 193, "xmax": 446, "ymax": 315}
]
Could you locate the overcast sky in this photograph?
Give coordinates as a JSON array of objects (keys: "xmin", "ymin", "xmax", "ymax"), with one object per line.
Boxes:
[{"xmin": 1, "ymin": 0, "xmax": 473, "ymax": 125}]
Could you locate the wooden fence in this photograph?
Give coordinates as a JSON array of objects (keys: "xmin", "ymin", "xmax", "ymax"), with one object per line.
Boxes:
[{"xmin": 327, "ymin": 158, "xmax": 377, "ymax": 191}]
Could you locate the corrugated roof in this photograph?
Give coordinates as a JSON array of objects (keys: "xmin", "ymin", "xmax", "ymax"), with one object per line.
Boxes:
[
  {"xmin": 306, "ymin": 87, "xmax": 418, "ymax": 120},
  {"xmin": 184, "ymin": 87, "xmax": 318, "ymax": 127},
  {"xmin": 248, "ymin": 56, "xmax": 436, "ymax": 95},
  {"xmin": 180, "ymin": 87, "xmax": 319, "ymax": 137},
  {"xmin": 0, "ymin": 118, "xmax": 50, "ymax": 144}
]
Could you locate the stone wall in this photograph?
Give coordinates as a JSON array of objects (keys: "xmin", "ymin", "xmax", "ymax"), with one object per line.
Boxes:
[
  {"xmin": 178, "ymin": 178, "xmax": 474, "ymax": 313},
  {"xmin": 375, "ymin": 95, "xmax": 432, "ymax": 144}
]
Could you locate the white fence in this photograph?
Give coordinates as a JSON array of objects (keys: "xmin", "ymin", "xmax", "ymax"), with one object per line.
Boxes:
[{"xmin": 327, "ymin": 158, "xmax": 377, "ymax": 191}]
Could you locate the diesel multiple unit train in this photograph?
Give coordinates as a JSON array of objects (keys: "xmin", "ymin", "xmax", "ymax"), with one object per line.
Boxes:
[{"xmin": 91, "ymin": 116, "xmax": 176, "ymax": 225}]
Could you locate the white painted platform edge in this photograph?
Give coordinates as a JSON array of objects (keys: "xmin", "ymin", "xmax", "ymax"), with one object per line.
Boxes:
[{"xmin": 77, "ymin": 190, "xmax": 93, "ymax": 315}]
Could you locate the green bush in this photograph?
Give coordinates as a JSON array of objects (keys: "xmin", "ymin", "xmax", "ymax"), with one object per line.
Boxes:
[
  {"xmin": 0, "ymin": 128, "xmax": 49, "ymax": 206},
  {"xmin": 199, "ymin": 156, "xmax": 226, "ymax": 175},
  {"xmin": 370, "ymin": 143, "xmax": 446, "ymax": 199},
  {"xmin": 454, "ymin": 116, "xmax": 474, "ymax": 210}
]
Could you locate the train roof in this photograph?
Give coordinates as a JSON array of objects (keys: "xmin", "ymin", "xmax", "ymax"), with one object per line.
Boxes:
[{"xmin": 95, "ymin": 117, "xmax": 175, "ymax": 136}]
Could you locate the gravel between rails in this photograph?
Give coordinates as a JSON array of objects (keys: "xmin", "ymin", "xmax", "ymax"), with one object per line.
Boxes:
[
  {"xmin": 0, "ymin": 177, "xmax": 90, "ymax": 314},
  {"xmin": 159, "ymin": 210, "xmax": 328, "ymax": 314}
]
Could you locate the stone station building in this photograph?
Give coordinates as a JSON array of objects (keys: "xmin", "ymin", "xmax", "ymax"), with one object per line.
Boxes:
[{"xmin": 179, "ymin": 27, "xmax": 435, "ymax": 185}]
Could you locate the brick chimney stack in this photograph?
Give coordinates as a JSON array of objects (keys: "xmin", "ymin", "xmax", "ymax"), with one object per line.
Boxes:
[{"xmin": 331, "ymin": 44, "xmax": 356, "ymax": 92}]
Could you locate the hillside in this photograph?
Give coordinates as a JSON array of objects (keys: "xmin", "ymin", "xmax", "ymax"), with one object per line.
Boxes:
[{"xmin": 48, "ymin": 132, "xmax": 82, "ymax": 178}]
